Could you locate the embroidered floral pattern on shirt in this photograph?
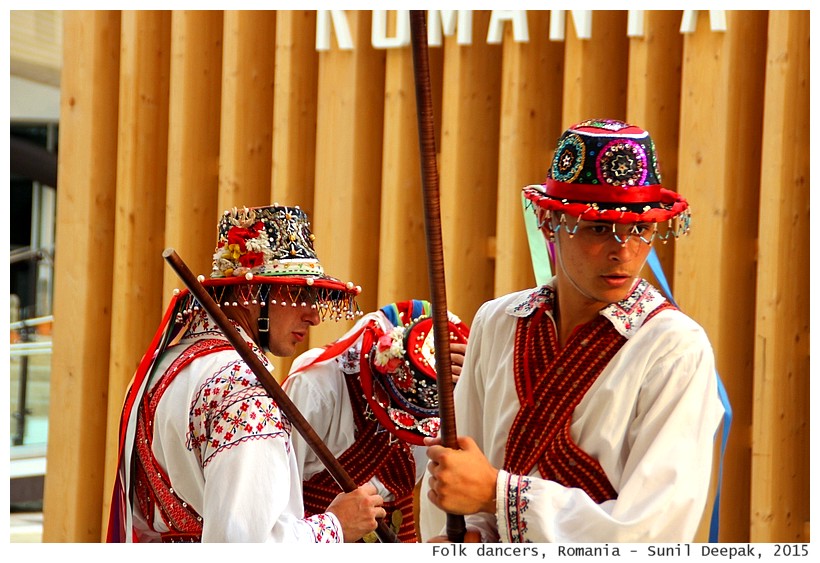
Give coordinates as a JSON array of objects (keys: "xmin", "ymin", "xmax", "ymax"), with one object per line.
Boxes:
[
  {"xmin": 599, "ymin": 279, "xmax": 670, "ymax": 338},
  {"xmin": 504, "ymin": 472, "xmax": 532, "ymax": 543},
  {"xmin": 339, "ymin": 347, "xmax": 362, "ymax": 375},
  {"xmin": 508, "ymin": 286, "xmax": 555, "ymax": 317},
  {"xmin": 188, "ymin": 360, "xmax": 290, "ymax": 466},
  {"xmin": 307, "ymin": 513, "xmax": 342, "ymax": 543}
]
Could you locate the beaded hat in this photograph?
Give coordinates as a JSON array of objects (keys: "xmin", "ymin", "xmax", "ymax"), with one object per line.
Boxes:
[
  {"xmin": 180, "ymin": 205, "xmax": 361, "ymax": 322},
  {"xmin": 358, "ymin": 300, "xmax": 470, "ymax": 445},
  {"xmin": 523, "ymin": 119, "xmax": 690, "ymax": 238}
]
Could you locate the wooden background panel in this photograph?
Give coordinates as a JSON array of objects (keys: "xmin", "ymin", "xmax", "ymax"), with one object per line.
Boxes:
[
  {"xmin": 271, "ymin": 10, "xmax": 319, "ymax": 215},
  {"xmin": 217, "ymin": 10, "xmax": 277, "ymax": 212},
  {"xmin": 102, "ymin": 8, "xmax": 222, "ymax": 526},
  {"xmin": 107, "ymin": 9, "xmax": 172, "ymax": 436},
  {"xmin": 561, "ymin": 11, "xmax": 628, "ymax": 125},
  {"xmin": 105, "ymin": 12, "xmax": 173, "ymax": 540},
  {"xmin": 677, "ymin": 10, "xmax": 770, "ymax": 542},
  {"xmin": 439, "ymin": 10, "xmax": 502, "ymax": 324},
  {"xmin": 377, "ymin": 36, "xmax": 430, "ymax": 307},
  {"xmin": 269, "ymin": 10, "xmax": 319, "ymax": 379},
  {"xmin": 163, "ymin": 10, "xmax": 224, "ymax": 292},
  {"xmin": 626, "ymin": 10, "xmax": 684, "ymax": 293},
  {"xmin": 311, "ymin": 10, "xmax": 387, "ymax": 348},
  {"xmin": 44, "ymin": 10, "xmax": 122, "ymax": 543},
  {"xmin": 494, "ymin": 11, "xmax": 563, "ymax": 297},
  {"xmin": 750, "ymin": 10, "xmax": 810, "ymax": 542}
]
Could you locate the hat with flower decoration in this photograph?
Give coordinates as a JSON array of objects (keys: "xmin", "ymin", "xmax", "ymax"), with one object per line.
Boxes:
[
  {"xmin": 357, "ymin": 300, "xmax": 470, "ymax": 446},
  {"xmin": 523, "ymin": 119, "xmax": 690, "ymax": 238},
  {"xmin": 175, "ymin": 205, "xmax": 362, "ymax": 324}
]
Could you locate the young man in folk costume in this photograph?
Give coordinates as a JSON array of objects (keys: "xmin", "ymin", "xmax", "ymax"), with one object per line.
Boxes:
[
  {"xmin": 283, "ymin": 299, "xmax": 469, "ymax": 542},
  {"xmin": 421, "ymin": 119, "xmax": 725, "ymax": 542},
  {"xmin": 107, "ymin": 205, "xmax": 386, "ymax": 543}
]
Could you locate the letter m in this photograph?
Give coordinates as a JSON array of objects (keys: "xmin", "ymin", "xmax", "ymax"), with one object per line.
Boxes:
[{"xmin": 427, "ymin": 10, "xmax": 473, "ymax": 46}]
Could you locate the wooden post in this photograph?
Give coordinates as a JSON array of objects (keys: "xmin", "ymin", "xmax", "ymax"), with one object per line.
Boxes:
[
  {"xmin": 561, "ymin": 11, "xmax": 628, "ymax": 124},
  {"xmin": 494, "ymin": 11, "xmax": 563, "ymax": 295},
  {"xmin": 102, "ymin": 12, "xmax": 173, "ymax": 539},
  {"xmin": 162, "ymin": 10, "xmax": 224, "ymax": 298},
  {"xmin": 676, "ymin": 10, "xmax": 769, "ymax": 542},
  {"xmin": 311, "ymin": 10, "xmax": 386, "ymax": 348},
  {"xmin": 43, "ymin": 10, "xmax": 121, "ymax": 542},
  {"xmin": 750, "ymin": 10, "xmax": 810, "ymax": 543},
  {"xmin": 217, "ymin": 10, "xmax": 276, "ymax": 212},
  {"xmin": 378, "ymin": 11, "xmax": 432, "ymax": 306},
  {"xmin": 269, "ymin": 10, "xmax": 319, "ymax": 380},
  {"xmin": 271, "ymin": 10, "xmax": 319, "ymax": 214},
  {"xmin": 626, "ymin": 10, "xmax": 684, "ymax": 295},
  {"xmin": 439, "ymin": 10, "xmax": 502, "ymax": 322}
]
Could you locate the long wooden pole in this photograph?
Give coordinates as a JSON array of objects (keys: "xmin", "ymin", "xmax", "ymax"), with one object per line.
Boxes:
[
  {"xmin": 162, "ymin": 248, "xmax": 398, "ymax": 544},
  {"xmin": 409, "ymin": 10, "xmax": 467, "ymax": 543}
]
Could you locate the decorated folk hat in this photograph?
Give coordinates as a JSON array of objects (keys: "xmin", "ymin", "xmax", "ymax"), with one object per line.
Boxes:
[
  {"xmin": 180, "ymin": 205, "xmax": 362, "ymax": 322},
  {"xmin": 523, "ymin": 119, "xmax": 690, "ymax": 236},
  {"xmin": 358, "ymin": 300, "xmax": 470, "ymax": 445}
]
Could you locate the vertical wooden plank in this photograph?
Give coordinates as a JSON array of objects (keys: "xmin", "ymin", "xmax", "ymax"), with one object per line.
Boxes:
[
  {"xmin": 750, "ymin": 10, "xmax": 810, "ymax": 543},
  {"xmin": 676, "ymin": 10, "xmax": 769, "ymax": 542},
  {"xmin": 43, "ymin": 10, "xmax": 121, "ymax": 543},
  {"xmin": 494, "ymin": 11, "xmax": 563, "ymax": 296},
  {"xmin": 105, "ymin": 10, "xmax": 172, "ymax": 539},
  {"xmin": 626, "ymin": 10, "xmax": 683, "ymax": 294},
  {"xmin": 377, "ymin": 13, "xmax": 429, "ymax": 306},
  {"xmin": 162, "ymin": 11, "xmax": 224, "ymax": 297},
  {"xmin": 561, "ymin": 11, "xmax": 629, "ymax": 124},
  {"xmin": 218, "ymin": 10, "xmax": 276, "ymax": 212},
  {"xmin": 270, "ymin": 11, "xmax": 318, "ymax": 379},
  {"xmin": 311, "ymin": 10, "xmax": 386, "ymax": 348},
  {"xmin": 271, "ymin": 10, "xmax": 318, "ymax": 215},
  {"xmin": 439, "ymin": 10, "xmax": 502, "ymax": 323},
  {"xmin": 100, "ymin": 10, "xmax": 223, "ymax": 526}
]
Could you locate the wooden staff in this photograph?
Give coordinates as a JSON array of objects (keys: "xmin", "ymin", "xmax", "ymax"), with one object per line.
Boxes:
[
  {"xmin": 409, "ymin": 10, "xmax": 467, "ymax": 543},
  {"xmin": 162, "ymin": 248, "xmax": 398, "ymax": 544}
]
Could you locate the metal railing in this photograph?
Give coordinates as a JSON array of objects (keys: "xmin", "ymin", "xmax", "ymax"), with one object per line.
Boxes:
[{"xmin": 10, "ymin": 315, "xmax": 53, "ymax": 446}]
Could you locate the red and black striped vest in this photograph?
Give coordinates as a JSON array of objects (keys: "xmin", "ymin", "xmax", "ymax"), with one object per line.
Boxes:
[{"xmin": 302, "ymin": 371, "xmax": 418, "ymax": 542}]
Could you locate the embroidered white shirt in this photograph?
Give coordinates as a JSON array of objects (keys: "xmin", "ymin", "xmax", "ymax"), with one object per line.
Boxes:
[
  {"xmin": 130, "ymin": 311, "xmax": 343, "ymax": 543},
  {"xmin": 419, "ymin": 279, "xmax": 725, "ymax": 542}
]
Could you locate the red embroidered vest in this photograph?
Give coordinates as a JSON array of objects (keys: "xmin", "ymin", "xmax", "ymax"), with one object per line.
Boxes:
[
  {"xmin": 504, "ymin": 310, "xmax": 623, "ymax": 503},
  {"xmin": 133, "ymin": 339, "xmax": 232, "ymax": 543},
  {"xmin": 302, "ymin": 371, "xmax": 418, "ymax": 542},
  {"xmin": 504, "ymin": 299, "xmax": 675, "ymax": 503}
]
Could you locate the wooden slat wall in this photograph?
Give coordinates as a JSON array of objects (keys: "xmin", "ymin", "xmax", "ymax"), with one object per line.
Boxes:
[
  {"xmin": 440, "ymin": 11, "xmax": 502, "ymax": 320},
  {"xmin": 42, "ymin": 9, "xmax": 809, "ymax": 543},
  {"xmin": 494, "ymin": 13, "xmax": 563, "ymax": 296},
  {"xmin": 44, "ymin": 10, "xmax": 121, "ymax": 542},
  {"xmin": 677, "ymin": 10, "xmax": 770, "ymax": 542},
  {"xmin": 750, "ymin": 11, "xmax": 810, "ymax": 542}
]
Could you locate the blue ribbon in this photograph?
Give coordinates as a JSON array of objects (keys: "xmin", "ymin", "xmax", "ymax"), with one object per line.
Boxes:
[
  {"xmin": 522, "ymin": 191, "xmax": 553, "ymax": 285},
  {"xmin": 647, "ymin": 248, "xmax": 732, "ymax": 543}
]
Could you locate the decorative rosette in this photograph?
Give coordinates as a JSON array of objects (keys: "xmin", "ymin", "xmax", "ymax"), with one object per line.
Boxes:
[
  {"xmin": 358, "ymin": 314, "xmax": 470, "ymax": 446},
  {"xmin": 213, "ymin": 218, "xmax": 276, "ymax": 278}
]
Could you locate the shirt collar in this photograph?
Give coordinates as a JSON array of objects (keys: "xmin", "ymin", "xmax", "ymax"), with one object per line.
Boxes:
[{"xmin": 505, "ymin": 278, "xmax": 670, "ymax": 338}]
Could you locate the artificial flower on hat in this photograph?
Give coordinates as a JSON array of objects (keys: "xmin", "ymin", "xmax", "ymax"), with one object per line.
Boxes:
[
  {"xmin": 358, "ymin": 300, "xmax": 470, "ymax": 446},
  {"xmin": 173, "ymin": 204, "xmax": 363, "ymax": 325}
]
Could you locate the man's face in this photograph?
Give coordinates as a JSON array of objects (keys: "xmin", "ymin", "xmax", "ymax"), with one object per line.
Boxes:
[
  {"xmin": 265, "ymin": 287, "xmax": 321, "ymax": 357},
  {"xmin": 550, "ymin": 219, "xmax": 654, "ymax": 308}
]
